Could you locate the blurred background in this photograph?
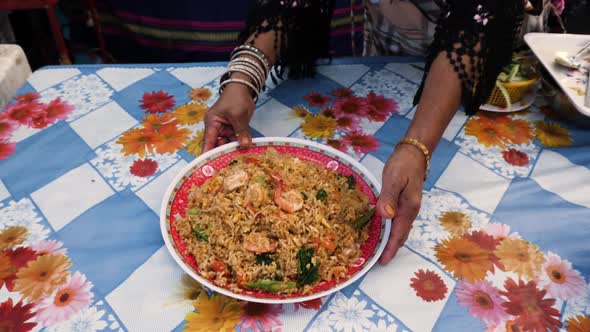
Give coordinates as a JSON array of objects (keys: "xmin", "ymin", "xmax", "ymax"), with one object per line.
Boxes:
[{"xmin": 1, "ymin": 0, "xmax": 589, "ymax": 71}]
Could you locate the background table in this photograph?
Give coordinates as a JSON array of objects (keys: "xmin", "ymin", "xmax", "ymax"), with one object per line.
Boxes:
[{"xmin": 0, "ymin": 57, "xmax": 589, "ymax": 332}]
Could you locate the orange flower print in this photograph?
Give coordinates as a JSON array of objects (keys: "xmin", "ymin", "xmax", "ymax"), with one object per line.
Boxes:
[
  {"xmin": 142, "ymin": 113, "xmax": 177, "ymax": 133},
  {"xmin": 566, "ymin": 315, "xmax": 590, "ymax": 332},
  {"xmin": 439, "ymin": 211, "xmax": 472, "ymax": 236},
  {"xmin": 503, "ymin": 119, "xmax": 533, "ymax": 145},
  {"xmin": 189, "ymin": 88, "xmax": 213, "ymax": 102},
  {"xmin": 535, "ymin": 121, "xmax": 573, "ymax": 147},
  {"xmin": 173, "ymin": 103, "xmax": 208, "ymax": 125},
  {"xmin": 0, "ymin": 226, "xmax": 28, "ymax": 250},
  {"xmin": 495, "ymin": 238, "xmax": 545, "ymax": 281},
  {"xmin": 464, "ymin": 116, "xmax": 508, "ymax": 148},
  {"xmin": 153, "ymin": 125, "xmax": 191, "ymax": 154},
  {"xmin": 14, "ymin": 254, "xmax": 72, "ymax": 302},
  {"xmin": 0, "ymin": 253, "xmax": 11, "ymax": 283},
  {"xmin": 435, "ymin": 236, "xmax": 493, "ymax": 282},
  {"xmin": 117, "ymin": 128, "xmax": 162, "ymax": 158},
  {"xmin": 184, "ymin": 293, "xmax": 243, "ymax": 332}
]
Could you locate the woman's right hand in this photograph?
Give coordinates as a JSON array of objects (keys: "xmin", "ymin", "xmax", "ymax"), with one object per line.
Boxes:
[{"xmin": 202, "ymin": 80, "xmax": 256, "ymax": 153}]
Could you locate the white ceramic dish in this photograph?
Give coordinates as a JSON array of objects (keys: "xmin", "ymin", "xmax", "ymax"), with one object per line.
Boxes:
[
  {"xmin": 525, "ymin": 32, "xmax": 590, "ymax": 116},
  {"xmin": 160, "ymin": 137, "xmax": 391, "ymax": 304}
]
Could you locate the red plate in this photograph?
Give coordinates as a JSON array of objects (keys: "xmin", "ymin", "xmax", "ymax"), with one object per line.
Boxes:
[{"xmin": 160, "ymin": 138, "xmax": 390, "ymax": 303}]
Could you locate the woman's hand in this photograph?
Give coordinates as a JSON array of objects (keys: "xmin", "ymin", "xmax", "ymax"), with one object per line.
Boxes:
[
  {"xmin": 376, "ymin": 143, "xmax": 426, "ymax": 265},
  {"xmin": 202, "ymin": 80, "xmax": 256, "ymax": 153}
]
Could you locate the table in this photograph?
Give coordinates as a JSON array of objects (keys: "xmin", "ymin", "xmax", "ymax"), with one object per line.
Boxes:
[{"xmin": 0, "ymin": 57, "xmax": 589, "ymax": 332}]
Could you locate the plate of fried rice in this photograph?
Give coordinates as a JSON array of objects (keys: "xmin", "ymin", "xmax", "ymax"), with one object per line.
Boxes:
[{"xmin": 160, "ymin": 137, "xmax": 391, "ymax": 303}]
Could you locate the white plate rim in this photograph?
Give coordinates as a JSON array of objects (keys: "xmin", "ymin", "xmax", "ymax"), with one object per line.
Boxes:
[
  {"xmin": 479, "ymin": 88, "xmax": 536, "ymax": 113},
  {"xmin": 159, "ymin": 137, "xmax": 392, "ymax": 304}
]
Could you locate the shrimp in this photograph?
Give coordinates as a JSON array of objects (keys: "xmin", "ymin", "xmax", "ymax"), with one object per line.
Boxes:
[
  {"xmin": 223, "ymin": 170, "xmax": 249, "ymax": 192},
  {"xmin": 244, "ymin": 182, "xmax": 267, "ymax": 208},
  {"xmin": 270, "ymin": 173, "xmax": 304, "ymax": 213},
  {"xmin": 243, "ymin": 233, "xmax": 278, "ymax": 253}
]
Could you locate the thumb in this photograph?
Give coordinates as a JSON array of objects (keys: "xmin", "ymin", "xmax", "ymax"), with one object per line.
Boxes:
[{"xmin": 376, "ymin": 177, "xmax": 403, "ymax": 220}]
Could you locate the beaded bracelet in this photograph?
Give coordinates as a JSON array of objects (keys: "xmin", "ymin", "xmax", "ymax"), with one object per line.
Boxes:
[
  {"xmin": 231, "ymin": 44, "xmax": 271, "ymax": 70},
  {"xmin": 219, "ymin": 78, "xmax": 260, "ymax": 102},
  {"xmin": 224, "ymin": 66, "xmax": 263, "ymax": 92},
  {"xmin": 396, "ymin": 138, "xmax": 431, "ymax": 180},
  {"xmin": 231, "ymin": 49, "xmax": 270, "ymax": 75},
  {"xmin": 230, "ymin": 58, "xmax": 267, "ymax": 84}
]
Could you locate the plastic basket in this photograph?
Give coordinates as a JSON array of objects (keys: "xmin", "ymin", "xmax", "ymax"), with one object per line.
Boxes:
[{"xmin": 487, "ymin": 76, "xmax": 539, "ymax": 107}]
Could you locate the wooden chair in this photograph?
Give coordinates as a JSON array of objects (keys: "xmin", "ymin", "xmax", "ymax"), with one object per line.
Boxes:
[{"xmin": 0, "ymin": 0, "xmax": 71, "ymax": 64}]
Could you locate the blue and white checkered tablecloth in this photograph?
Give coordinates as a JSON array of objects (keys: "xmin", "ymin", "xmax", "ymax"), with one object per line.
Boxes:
[{"xmin": 0, "ymin": 57, "xmax": 589, "ymax": 332}]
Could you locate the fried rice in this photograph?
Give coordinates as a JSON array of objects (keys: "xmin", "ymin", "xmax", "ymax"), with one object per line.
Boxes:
[{"xmin": 176, "ymin": 148, "xmax": 373, "ymax": 294}]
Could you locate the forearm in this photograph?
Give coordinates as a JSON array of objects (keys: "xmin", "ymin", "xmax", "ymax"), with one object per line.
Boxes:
[{"xmin": 405, "ymin": 52, "xmax": 462, "ymax": 153}]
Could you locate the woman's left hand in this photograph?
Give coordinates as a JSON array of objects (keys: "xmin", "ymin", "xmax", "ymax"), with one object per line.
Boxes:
[{"xmin": 376, "ymin": 143, "xmax": 427, "ymax": 265}]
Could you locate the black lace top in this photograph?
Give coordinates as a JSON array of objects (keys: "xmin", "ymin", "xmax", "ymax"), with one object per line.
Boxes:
[{"xmin": 239, "ymin": 0, "xmax": 525, "ymax": 115}]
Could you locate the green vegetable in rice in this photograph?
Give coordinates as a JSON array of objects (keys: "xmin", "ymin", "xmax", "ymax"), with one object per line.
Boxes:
[
  {"xmin": 354, "ymin": 208, "xmax": 376, "ymax": 230},
  {"xmin": 296, "ymin": 247, "xmax": 320, "ymax": 287},
  {"xmin": 253, "ymin": 176, "xmax": 266, "ymax": 186},
  {"xmin": 336, "ymin": 174, "xmax": 356, "ymax": 189},
  {"xmin": 301, "ymin": 191, "xmax": 308, "ymax": 201},
  {"xmin": 255, "ymin": 253, "xmax": 273, "ymax": 265},
  {"xmin": 193, "ymin": 226, "xmax": 208, "ymax": 242},
  {"xmin": 189, "ymin": 208, "xmax": 200, "ymax": 215},
  {"xmin": 316, "ymin": 189, "xmax": 328, "ymax": 201},
  {"xmin": 245, "ymin": 280, "xmax": 296, "ymax": 293},
  {"xmin": 346, "ymin": 175, "xmax": 355, "ymax": 189},
  {"xmin": 229, "ymin": 160, "xmax": 238, "ymax": 166}
]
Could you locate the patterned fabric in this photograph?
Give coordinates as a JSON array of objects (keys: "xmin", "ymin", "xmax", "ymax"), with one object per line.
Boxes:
[
  {"xmin": 94, "ymin": 0, "xmax": 363, "ymax": 63},
  {"xmin": 364, "ymin": 0, "xmax": 440, "ymax": 57},
  {"xmin": 1, "ymin": 59, "xmax": 589, "ymax": 331}
]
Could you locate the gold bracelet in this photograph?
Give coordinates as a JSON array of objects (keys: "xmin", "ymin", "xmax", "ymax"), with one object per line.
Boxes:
[{"xmin": 396, "ymin": 138, "xmax": 431, "ymax": 180}]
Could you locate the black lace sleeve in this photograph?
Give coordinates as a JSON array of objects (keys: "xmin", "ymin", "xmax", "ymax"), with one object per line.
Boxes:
[
  {"xmin": 413, "ymin": 0, "xmax": 525, "ymax": 115},
  {"xmin": 239, "ymin": 0, "xmax": 336, "ymax": 80}
]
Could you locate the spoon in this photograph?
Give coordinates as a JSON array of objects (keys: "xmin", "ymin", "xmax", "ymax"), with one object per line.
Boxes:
[{"xmin": 555, "ymin": 40, "xmax": 590, "ymax": 69}]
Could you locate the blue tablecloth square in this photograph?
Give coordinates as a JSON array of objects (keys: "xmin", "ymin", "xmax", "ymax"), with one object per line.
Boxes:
[
  {"xmin": 58, "ymin": 189, "xmax": 163, "ymax": 295},
  {"xmin": 0, "ymin": 121, "xmax": 93, "ymax": 200}
]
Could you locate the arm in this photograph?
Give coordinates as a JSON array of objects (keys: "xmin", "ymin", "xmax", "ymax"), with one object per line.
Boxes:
[
  {"xmin": 203, "ymin": 0, "xmax": 335, "ymax": 152},
  {"xmin": 376, "ymin": 0, "xmax": 525, "ymax": 264}
]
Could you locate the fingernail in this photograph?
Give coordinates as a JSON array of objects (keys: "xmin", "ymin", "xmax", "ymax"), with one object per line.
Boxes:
[
  {"xmin": 385, "ymin": 204, "xmax": 395, "ymax": 218},
  {"xmin": 239, "ymin": 136, "xmax": 249, "ymax": 146}
]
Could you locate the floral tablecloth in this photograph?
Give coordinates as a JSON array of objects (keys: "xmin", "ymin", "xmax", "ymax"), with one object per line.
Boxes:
[{"xmin": 0, "ymin": 57, "xmax": 589, "ymax": 332}]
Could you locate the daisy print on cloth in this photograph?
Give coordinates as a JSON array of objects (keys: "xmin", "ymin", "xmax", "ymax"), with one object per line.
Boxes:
[
  {"xmin": 0, "ymin": 202, "xmax": 101, "ymax": 330},
  {"xmin": 92, "ymin": 87, "xmax": 214, "ymax": 191},
  {"xmin": 455, "ymin": 109, "xmax": 574, "ymax": 179},
  {"xmin": 40, "ymin": 74, "xmax": 113, "ymax": 122},
  {"xmin": 308, "ymin": 291, "xmax": 403, "ymax": 332},
  {"xmin": 406, "ymin": 188, "xmax": 490, "ymax": 261},
  {"xmin": 291, "ymin": 87, "xmax": 397, "ymax": 157},
  {"xmin": 350, "ymin": 69, "xmax": 418, "ymax": 116},
  {"xmin": 429, "ymin": 220, "xmax": 585, "ymax": 331},
  {"xmin": 178, "ymin": 273, "xmax": 299, "ymax": 332},
  {"xmin": 0, "ymin": 92, "xmax": 75, "ymax": 160},
  {"xmin": 398, "ymin": 184, "xmax": 589, "ymax": 332}
]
